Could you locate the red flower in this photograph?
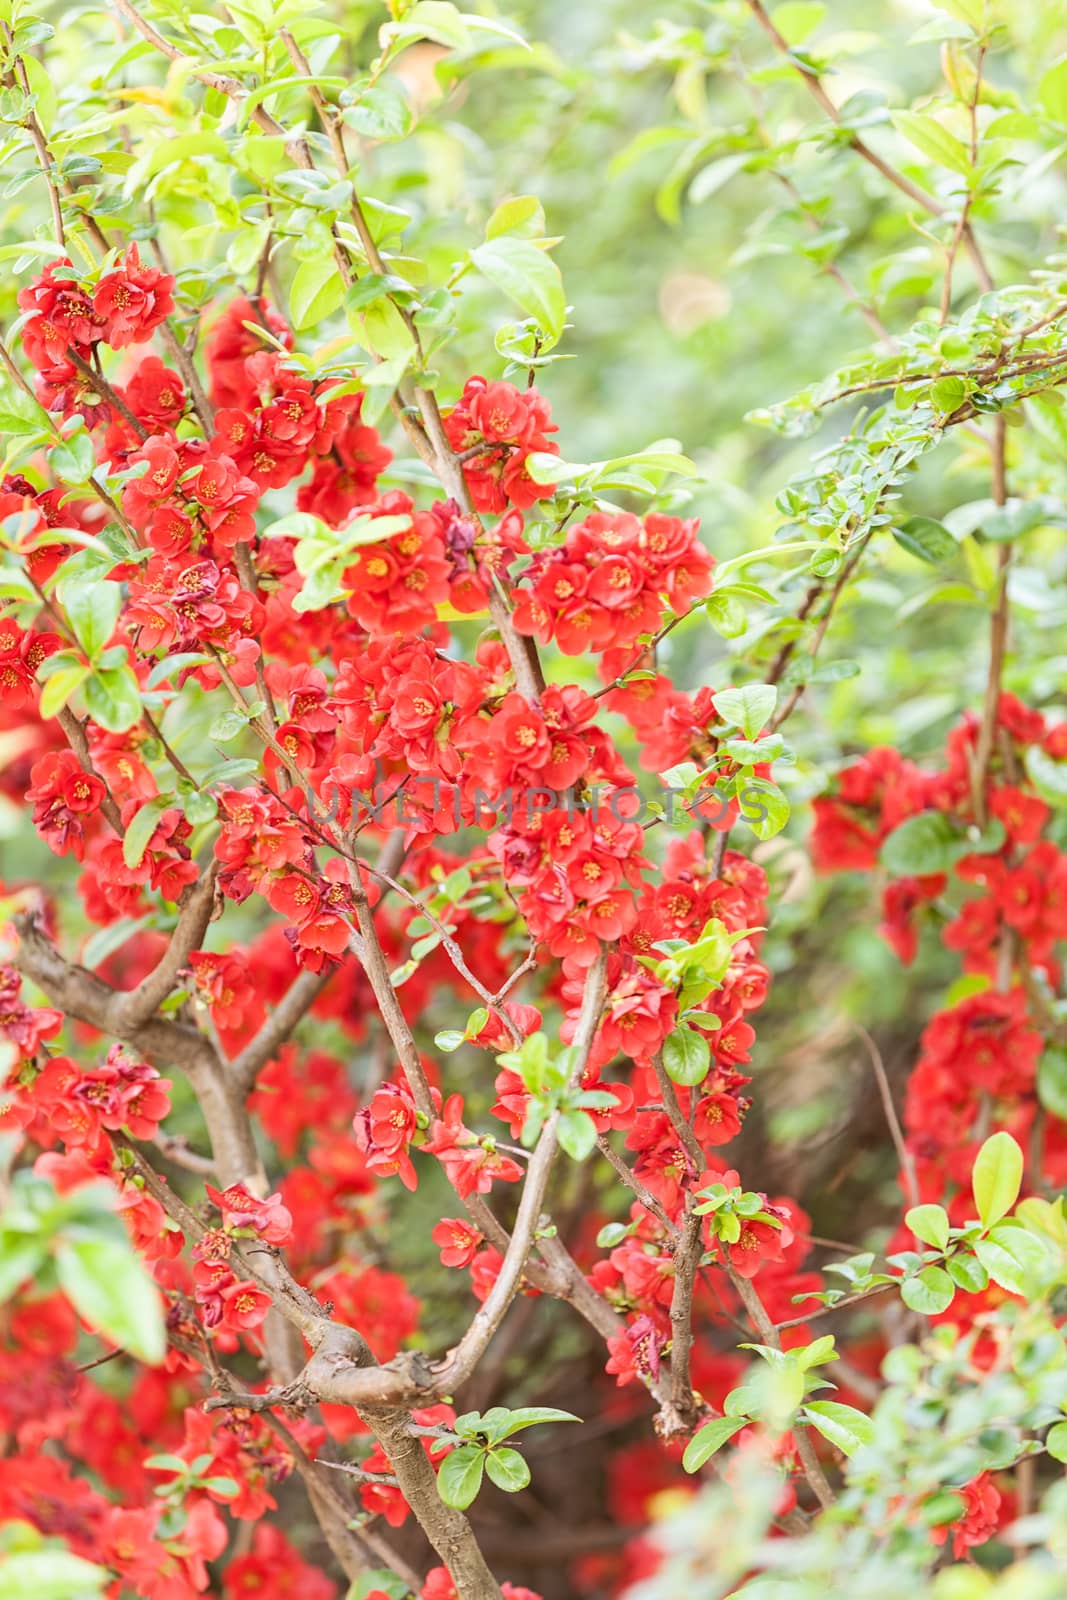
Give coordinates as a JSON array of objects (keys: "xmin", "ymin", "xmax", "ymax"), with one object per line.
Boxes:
[
  {"xmin": 93, "ymin": 244, "xmax": 175, "ymax": 347},
  {"xmin": 219, "ymin": 1279, "xmax": 273, "ymax": 1330},
  {"xmin": 931, "ymin": 1471, "xmax": 1003, "ymax": 1558},
  {"xmin": 432, "ymin": 1217, "xmax": 483, "ymax": 1267},
  {"xmin": 205, "ymin": 1181, "xmax": 294, "ymax": 1245}
]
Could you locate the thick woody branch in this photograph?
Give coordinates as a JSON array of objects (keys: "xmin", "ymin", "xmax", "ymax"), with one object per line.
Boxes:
[
  {"xmin": 114, "ymin": 861, "xmax": 219, "ymax": 1030},
  {"xmin": 665, "ymin": 1205, "xmax": 704, "ymax": 1433},
  {"xmin": 363, "ymin": 1409, "xmax": 502, "ymax": 1600},
  {"xmin": 231, "ymin": 966, "xmax": 334, "ymax": 1092}
]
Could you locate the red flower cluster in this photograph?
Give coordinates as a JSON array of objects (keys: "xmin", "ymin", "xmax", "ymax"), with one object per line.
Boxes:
[
  {"xmin": 444, "ymin": 375, "xmax": 559, "ymax": 511},
  {"xmin": 29, "ymin": 1046, "xmax": 171, "ymax": 1151},
  {"xmin": 0, "ymin": 618, "xmax": 59, "ymax": 710},
  {"xmin": 205, "ymin": 1181, "xmax": 294, "ymax": 1246},
  {"xmin": 513, "ymin": 511, "xmax": 714, "ymax": 656},
  {"xmin": 25, "ymin": 749, "xmax": 107, "ymax": 860},
  {"xmin": 488, "ymin": 797, "xmax": 648, "ymax": 969},
  {"xmin": 815, "ymin": 693, "xmax": 1067, "ymax": 1295},
  {"xmin": 352, "ymin": 1081, "xmax": 425, "ymax": 1190},
  {"xmin": 19, "ymin": 247, "xmax": 173, "ymax": 381}
]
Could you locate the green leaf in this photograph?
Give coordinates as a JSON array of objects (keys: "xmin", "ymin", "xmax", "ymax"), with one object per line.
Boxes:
[
  {"xmin": 801, "ymin": 1400, "xmax": 874, "ymax": 1457},
  {"xmin": 470, "ymin": 237, "xmax": 565, "ymax": 343},
  {"xmin": 905, "ymin": 1204, "xmax": 950, "ymax": 1250},
  {"xmin": 981, "ymin": 498, "xmax": 1064, "ymax": 542},
  {"xmin": 928, "ymin": 374, "xmax": 969, "ymax": 414},
  {"xmin": 974, "ymin": 1221, "xmax": 1061, "ymax": 1297},
  {"xmin": 663, "ymin": 1025, "xmax": 711, "ymax": 1087},
  {"xmin": 209, "ymin": 708, "xmax": 254, "ymax": 742},
  {"xmin": 0, "ymin": 1236, "xmax": 45, "ymax": 1302},
  {"xmin": 0, "ymin": 386, "xmax": 50, "ymax": 437},
  {"xmin": 481, "ymin": 1406, "xmax": 580, "ymax": 1440},
  {"xmin": 681, "ymin": 1415, "xmax": 746, "ymax": 1472},
  {"xmin": 343, "ymin": 81, "xmax": 413, "ymax": 141},
  {"xmin": 892, "ymin": 517, "xmax": 958, "ymax": 565},
  {"xmin": 486, "ymin": 195, "xmax": 545, "ymax": 240},
  {"xmin": 64, "ymin": 580, "xmax": 121, "ymax": 661},
  {"xmin": 972, "ymin": 1130, "xmax": 1023, "ymax": 1228},
  {"xmin": 946, "ymin": 1252, "xmax": 988, "ymax": 1293},
  {"xmin": 737, "ymin": 778, "xmax": 791, "ymax": 841},
  {"xmin": 484, "ymin": 1446, "xmax": 530, "ymax": 1493},
  {"xmin": 557, "ymin": 1108, "xmax": 597, "ymax": 1161},
  {"xmin": 712, "ymin": 684, "xmax": 777, "ymax": 740},
  {"xmin": 1040, "ymin": 57, "xmax": 1067, "ymax": 124},
  {"xmin": 122, "ymin": 798, "xmax": 169, "ymax": 870},
  {"xmin": 0, "ymin": 1549, "xmax": 108, "ymax": 1599},
  {"xmin": 771, "ymin": 2, "xmax": 826, "ymax": 43},
  {"xmin": 382, "ymin": 0, "xmax": 470, "ymax": 50},
  {"xmin": 891, "ymin": 110, "xmax": 973, "ymax": 176},
  {"xmin": 706, "ymin": 591, "xmax": 747, "ymax": 639},
  {"xmin": 880, "ymin": 811, "xmax": 958, "ymax": 876},
  {"xmin": 436, "ymin": 1444, "xmax": 486, "ymax": 1510},
  {"xmin": 1046, "ymin": 1421, "xmax": 1067, "ymax": 1463},
  {"xmin": 38, "ymin": 662, "xmax": 90, "ymax": 719},
  {"xmin": 899, "ymin": 1264, "xmax": 955, "ymax": 1315},
  {"xmin": 55, "ymin": 1235, "xmax": 166, "ymax": 1364},
  {"xmin": 48, "ymin": 430, "xmax": 96, "ymax": 484},
  {"xmin": 183, "ymin": 789, "xmax": 218, "ymax": 827},
  {"xmin": 1025, "ymin": 747, "xmax": 1067, "ymax": 808},
  {"xmin": 1037, "ymin": 1045, "xmax": 1067, "ymax": 1119},
  {"xmin": 290, "ymin": 257, "xmax": 345, "ymax": 331},
  {"xmin": 82, "ymin": 667, "xmax": 142, "ymax": 733}
]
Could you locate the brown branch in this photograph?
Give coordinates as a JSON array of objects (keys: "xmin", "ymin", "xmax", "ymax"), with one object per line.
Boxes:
[
  {"xmin": 114, "ymin": 861, "xmax": 219, "ymax": 1029},
  {"xmin": 362, "ymin": 1408, "xmax": 502, "ymax": 1600},
  {"xmin": 665, "ymin": 1204, "xmax": 704, "ymax": 1434},
  {"xmin": 939, "ymin": 45, "xmax": 987, "ymax": 325},
  {"xmin": 231, "ymin": 966, "xmax": 334, "ymax": 1091},
  {"xmin": 854, "ymin": 1024, "xmax": 919, "ymax": 1209},
  {"xmin": 596, "ymin": 1136, "xmax": 679, "ymax": 1238},
  {"xmin": 767, "ymin": 530, "xmax": 875, "ymax": 734},
  {"xmin": 66, "ymin": 347, "xmax": 148, "ymax": 440},
  {"xmin": 651, "ymin": 1051, "xmax": 704, "ymax": 1172},
  {"xmin": 971, "ymin": 415, "xmax": 1010, "ymax": 824},
  {"xmin": 1, "ymin": 28, "xmax": 64, "ymax": 246},
  {"xmin": 158, "ymin": 321, "xmax": 215, "ymax": 432}
]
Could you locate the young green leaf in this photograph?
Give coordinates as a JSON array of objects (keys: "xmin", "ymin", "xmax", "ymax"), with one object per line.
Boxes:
[
  {"xmin": 55, "ymin": 1235, "xmax": 166, "ymax": 1364},
  {"xmin": 557, "ymin": 1108, "xmax": 597, "ymax": 1162},
  {"xmin": 712, "ymin": 684, "xmax": 777, "ymax": 741},
  {"xmin": 469, "ymin": 237, "xmax": 565, "ymax": 343},
  {"xmin": 484, "ymin": 1447, "xmax": 531, "ymax": 1493},
  {"xmin": 122, "ymin": 798, "xmax": 169, "ymax": 871},
  {"xmin": 899, "ymin": 1264, "xmax": 955, "ymax": 1316},
  {"xmin": 972, "ymin": 1130, "xmax": 1023, "ymax": 1228},
  {"xmin": 801, "ymin": 1400, "xmax": 874, "ymax": 1457},
  {"xmin": 681, "ymin": 1415, "xmax": 746, "ymax": 1473},
  {"xmin": 905, "ymin": 1203, "xmax": 950, "ymax": 1251},
  {"xmin": 435, "ymin": 1444, "xmax": 486, "ymax": 1510},
  {"xmin": 662, "ymin": 1025, "xmax": 711, "ymax": 1087}
]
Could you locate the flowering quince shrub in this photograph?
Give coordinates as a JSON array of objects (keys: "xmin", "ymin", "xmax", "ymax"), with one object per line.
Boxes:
[{"xmin": 3, "ymin": 2, "xmax": 1067, "ymax": 1600}]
